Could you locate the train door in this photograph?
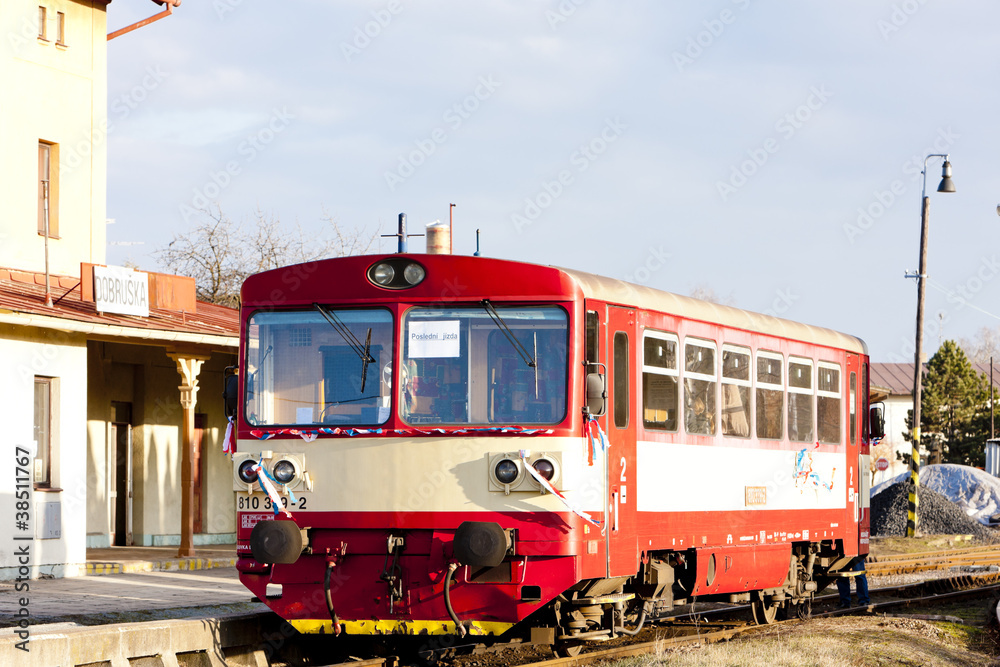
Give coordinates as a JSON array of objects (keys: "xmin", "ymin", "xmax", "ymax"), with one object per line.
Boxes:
[
  {"xmin": 606, "ymin": 306, "xmax": 638, "ymax": 577},
  {"xmin": 844, "ymin": 354, "xmax": 861, "ymax": 554}
]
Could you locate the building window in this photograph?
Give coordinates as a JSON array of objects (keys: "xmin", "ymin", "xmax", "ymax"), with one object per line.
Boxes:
[
  {"xmin": 33, "ymin": 377, "xmax": 53, "ymax": 487},
  {"xmin": 38, "ymin": 141, "xmax": 59, "ymax": 237},
  {"xmin": 56, "ymin": 11, "xmax": 65, "ymax": 45},
  {"xmin": 38, "ymin": 6, "xmax": 47, "ymax": 40}
]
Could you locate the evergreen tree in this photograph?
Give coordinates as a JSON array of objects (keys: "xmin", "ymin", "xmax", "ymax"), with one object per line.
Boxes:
[{"xmin": 906, "ymin": 341, "xmax": 989, "ymax": 466}]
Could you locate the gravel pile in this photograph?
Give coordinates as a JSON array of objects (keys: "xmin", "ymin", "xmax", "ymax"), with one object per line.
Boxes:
[{"xmin": 870, "ymin": 481, "xmax": 997, "ymax": 540}]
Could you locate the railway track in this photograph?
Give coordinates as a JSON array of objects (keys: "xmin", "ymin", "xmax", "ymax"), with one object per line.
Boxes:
[
  {"xmin": 299, "ymin": 569, "xmax": 1000, "ymax": 667},
  {"xmin": 867, "ymin": 543, "xmax": 1000, "ymax": 576}
]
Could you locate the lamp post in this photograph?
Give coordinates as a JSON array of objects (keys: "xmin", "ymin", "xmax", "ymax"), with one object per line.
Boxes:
[{"xmin": 907, "ymin": 154, "xmax": 955, "ymax": 537}]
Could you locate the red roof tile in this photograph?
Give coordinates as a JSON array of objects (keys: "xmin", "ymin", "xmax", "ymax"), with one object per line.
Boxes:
[{"xmin": 0, "ymin": 270, "xmax": 238, "ymax": 346}]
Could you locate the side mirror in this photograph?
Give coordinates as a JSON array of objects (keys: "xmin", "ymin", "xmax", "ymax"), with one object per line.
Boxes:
[
  {"xmin": 586, "ymin": 368, "xmax": 607, "ymax": 417},
  {"xmin": 869, "ymin": 404, "xmax": 885, "ymax": 440},
  {"xmin": 223, "ymin": 368, "xmax": 239, "ymax": 419}
]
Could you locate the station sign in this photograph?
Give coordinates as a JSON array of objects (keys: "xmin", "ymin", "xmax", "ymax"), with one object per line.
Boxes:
[{"xmin": 93, "ymin": 265, "xmax": 150, "ymax": 317}]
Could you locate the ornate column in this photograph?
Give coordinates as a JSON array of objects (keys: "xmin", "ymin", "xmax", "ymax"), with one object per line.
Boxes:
[{"xmin": 168, "ymin": 350, "xmax": 210, "ymax": 557}]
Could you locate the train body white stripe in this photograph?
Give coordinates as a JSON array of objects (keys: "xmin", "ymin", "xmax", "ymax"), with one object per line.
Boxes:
[{"xmin": 636, "ymin": 440, "xmax": 846, "ymax": 513}]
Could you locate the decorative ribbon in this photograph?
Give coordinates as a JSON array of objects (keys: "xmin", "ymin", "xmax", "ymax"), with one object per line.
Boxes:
[
  {"xmin": 585, "ymin": 416, "xmax": 609, "ymax": 466},
  {"xmin": 251, "ymin": 458, "xmax": 296, "ymax": 519},
  {"xmin": 519, "ymin": 449, "xmax": 602, "ymax": 529},
  {"xmin": 222, "ymin": 416, "xmax": 236, "ymax": 457}
]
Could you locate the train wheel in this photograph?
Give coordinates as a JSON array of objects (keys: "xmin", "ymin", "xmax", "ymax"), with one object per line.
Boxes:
[
  {"xmin": 553, "ymin": 642, "xmax": 584, "ymax": 658},
  {"xmin": 750, "ymin": 593, "xmax": 779, "ymax": 625}
]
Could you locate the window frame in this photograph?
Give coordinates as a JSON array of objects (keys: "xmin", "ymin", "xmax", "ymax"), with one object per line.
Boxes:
[
  {"xmin": 787, "ymin": 356, "xmax": 815, "ymax": 443},
  {"xmin": 816, "ymin": 361, "xmax": 842, "ymax": 445},
  {"xmin": 38, "ymin": 6, "xmax": 48, "ymax": 40},
  {"xmin": 642, "ymin": 329, "xmax": 679, "ymax": 432},
  {"xmin": 33, "ymin": 376, "xmax": 53, "ymax": 488},
  {"xmin": 755, "ymin": 349, "xmax": 784, "ymax": 440},
  {"xmin": 683, "ymin": 337, "xmax": 718, "ymax": 436},
  {"xmin": 721, "ymin": 343, "xmax": 752, "ymax": 438},
  {"xmin": 613, "ymin": 331, "xmax": 630, "ymax": 429},
  {"xmin": 56, "ymin": 11, "xmax": 65, "ymax": 46},
  {"xmin": 38, "ymin": 141, "xmax": 59, "ymax": 237}
]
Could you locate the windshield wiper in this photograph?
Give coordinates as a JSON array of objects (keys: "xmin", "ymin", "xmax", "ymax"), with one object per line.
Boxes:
[
  {"xmin": 481, "ymin": 299, "xmax": 536, "ymax": 368},
  {"xmin": 313, "ymin": 303, "xmax": 377, "ymax": 393}
]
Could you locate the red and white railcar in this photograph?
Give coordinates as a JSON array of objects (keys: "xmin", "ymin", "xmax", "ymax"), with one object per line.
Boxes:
[{"xmin": 229, "ymin": 253, "xmax": 873, "ymax": 645}]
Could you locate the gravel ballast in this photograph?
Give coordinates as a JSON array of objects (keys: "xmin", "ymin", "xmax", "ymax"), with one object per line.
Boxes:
[{"xmin": 870, "ymin": 481, "xmax": 997, "ymax": 540}]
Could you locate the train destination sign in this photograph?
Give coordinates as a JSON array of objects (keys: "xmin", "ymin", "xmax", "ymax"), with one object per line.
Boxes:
[{"xmin": 93, "ymin": 265, "xmax": 150, "ymax": 317}]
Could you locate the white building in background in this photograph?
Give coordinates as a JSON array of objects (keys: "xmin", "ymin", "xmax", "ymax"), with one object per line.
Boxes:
[
  {"xmin": 0, "ymin": 0, "xmax": 239, "ymax": 579},
  {"xmin": 869, "ymin": 362, "xmax": 1000, "ymax": 488}
]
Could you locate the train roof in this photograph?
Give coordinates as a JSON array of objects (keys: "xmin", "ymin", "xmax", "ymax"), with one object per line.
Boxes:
[
  {"xmin": 556, "ymin": 266, "xmax": 867, "ymax": 355},
  {"xmin": 241, "ymin": 254, "xmax": 866, "ymax": 355}
]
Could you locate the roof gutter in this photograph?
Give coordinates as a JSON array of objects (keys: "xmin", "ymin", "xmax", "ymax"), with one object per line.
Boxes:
[{"xmin": 0, "ymin": 310, "xmax": 237, "ymax": 350}]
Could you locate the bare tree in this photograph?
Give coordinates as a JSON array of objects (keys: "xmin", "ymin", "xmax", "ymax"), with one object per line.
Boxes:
[
  {"xmin": 959, "ymin": 326, "xmax": 1000, "ymax": 364},
  {"xmin": 155, "ymin": 206, "xmax": 380, "ymax": 307},
  {"xmin": 688, "ymin": 284, "xmax": 735, "ymax": 307}
]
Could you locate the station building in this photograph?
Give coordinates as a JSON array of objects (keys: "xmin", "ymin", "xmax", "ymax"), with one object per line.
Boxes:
[{"xmin": 0, "ymin": 0, "xmax": 239, "ymax": 578}]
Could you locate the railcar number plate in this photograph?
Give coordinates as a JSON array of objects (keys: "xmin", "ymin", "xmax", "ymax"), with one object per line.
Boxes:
[
  {"xmin": 237, "ymin": 493, "xmax": 308, "ymax": 511},
  {"xmin": 744, "ymin": 486, "xmax": 767, "ymax": 507}
]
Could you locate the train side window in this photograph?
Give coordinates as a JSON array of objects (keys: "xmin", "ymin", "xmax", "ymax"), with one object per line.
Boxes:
[
  {"xmin": 861, "ymin": 363, "xmax": 870, "ymax": 441},
  {"xmin": 721, "ymin": 344, "xmax": 751, "ymax": 437},
  {"xmin": 756, "ymin": 351, "xmax": 783, "ymax": 440},
  {"xmin": 642, "ymin": 330, "xmax": 678, "ymax": 431},
  {"xmin": 684, "ymin": 339, "xmax": 717, "ymax": 435},
  {"xmin": 586, "ymin": 311, "xmax": 599, "ymax": 364},
  {"xmin": 849, "ymin": 372, "xmax": 857, "ymax": 445},
  {"xmin": 817, "ymin": 362, "xmax": 841, "ymax": 444},
  {"xmin": 613, "ymin": 332, "xmax": 629, "ymax": 428},
  {"xmin": 788, "ymin": 357, "xmax": 814, "ymax": 442}
]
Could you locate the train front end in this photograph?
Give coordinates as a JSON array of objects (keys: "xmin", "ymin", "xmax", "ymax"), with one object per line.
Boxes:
[{"xmin": 232, "ymin": 254, "xmax": 602, "ymax": 637}]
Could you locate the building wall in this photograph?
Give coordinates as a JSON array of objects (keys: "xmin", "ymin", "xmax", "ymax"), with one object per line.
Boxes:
[
  {"xmin": 86, "ymin": 342, "xmax": 238, "ymax": 548},
  {"xmin": 0, "ymin": 323, "xmax": 88, "ymax": 578},
  {"xmin": 870, "ymin": 394, "xmax": 922, "ymax": 488},
  {"xmin": 0, "ymin": 0, "xmax": 107, "ymax": 275}
]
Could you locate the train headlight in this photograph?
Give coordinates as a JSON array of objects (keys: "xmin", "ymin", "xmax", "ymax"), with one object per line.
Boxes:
[
  {"xmin": 237, "ymin": 459, "xmax": 259, "ymax": 484},
  {"xmin": 272, "ymin": 459, "xmax": 296, "ymax": 484},
  {"xmin": 403, "ymin": 262, "xmax": 426, "ymax": 285},
  {"xmin": 372, "ymin": 263, "xmax": 395, "ymax": 285},
  {"xmin": 367, "ymin": 259, "xmax": 427, "ymax": 289},
  {"xmin": 494, "ymin": 459, "xmax": 519, "ymax": 485},
  {"xmin": 532, "ymin": 458, "xmax": 556, "ymax": 481}
]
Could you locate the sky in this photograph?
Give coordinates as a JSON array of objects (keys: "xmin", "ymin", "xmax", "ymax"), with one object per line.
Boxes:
[{"xmin": 104, "ymin": 0, "xmax": 1000, "ymax": 362}]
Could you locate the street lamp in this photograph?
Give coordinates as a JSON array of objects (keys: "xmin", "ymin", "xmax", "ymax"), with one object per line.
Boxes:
[{"xmin": 907, "ymin": 154, "xmax": 955, "ymax": 537}]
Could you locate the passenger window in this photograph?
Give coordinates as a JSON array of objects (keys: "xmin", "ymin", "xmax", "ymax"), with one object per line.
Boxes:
[
  {"xmin": 586, "ymin": 310, "xmax": 599, "ymax": 365},
  {"xmin": 817, "ymin": 363, "xmax": 841, "ymax": 444},
  {"xmin": 642, "ymin": 331, "xmax": 678, "ymax": 431},
  {"xmin": 613, "ymin": 332, "xmax": 629, "ymax": 428},
  {"xmin": 849, "ymin": 371, "xmax": 857, "ymax": 445},
  {"xmin": 756, "ymin": 352, "xmax": 783, "ymax": 440},
  {"xmin": 788, "ymin": 358, "xmax": 814, "ymax": 443},
  {"xmin": 721, "ymin": 345, "xmax": 751, "ymax": 437},
  {"xmin": 684, "ymin": 339, "xmax": 716, "ymax": 435}
]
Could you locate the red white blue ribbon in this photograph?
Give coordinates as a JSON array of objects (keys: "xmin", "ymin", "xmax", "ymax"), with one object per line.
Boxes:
[
  {"xmin": 585, "ymin": 416, "xmax": 609, "ymax": 466},
  {"xmin": 251, "ymin": 459, "xmax": 295, "ymax": 518},
  {"xmin": 519, "ymin": 450, "xmax": 602, "ymax": 529}
]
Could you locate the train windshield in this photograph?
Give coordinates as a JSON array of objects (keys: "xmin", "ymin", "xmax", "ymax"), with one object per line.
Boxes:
[
  {"xmin": 244, "ymin": 308, "xmax": 394, "ymax": 426},
  {"xmin": 401, "ymin": 305, "xmax": 568, "ymax": 425}
]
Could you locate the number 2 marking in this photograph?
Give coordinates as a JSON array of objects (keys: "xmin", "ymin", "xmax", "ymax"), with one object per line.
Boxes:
[{"xmin": 620, "ymin": 456, "xmax": 627, "ymax": 483}]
